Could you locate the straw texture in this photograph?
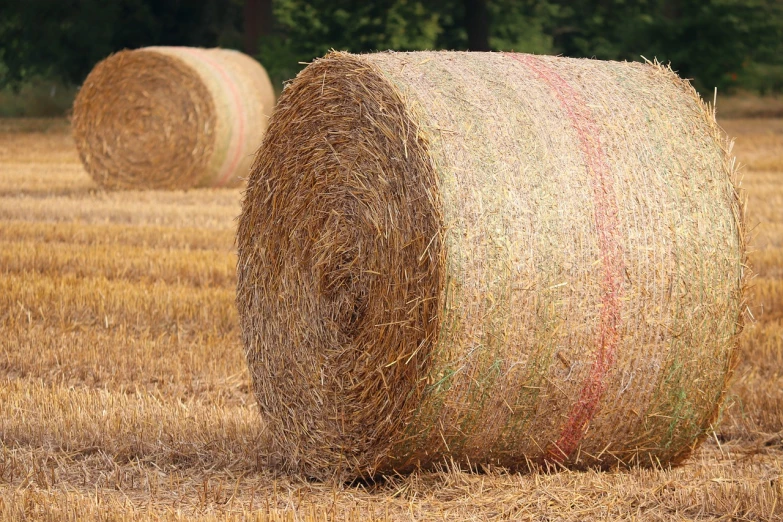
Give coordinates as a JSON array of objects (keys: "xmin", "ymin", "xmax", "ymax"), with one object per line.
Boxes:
[
  {"xmin": 236, "ymin": 51, "xmax": 747, "ymax": 480},
  {"xmin": 73, "ymin": 47, "xmax": 275, "ymax": 190}
]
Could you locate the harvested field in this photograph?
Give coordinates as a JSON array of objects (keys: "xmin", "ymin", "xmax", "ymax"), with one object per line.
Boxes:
[{"xmin": 0, "ymin": 114, "xmax": 781, "ymax": 520}]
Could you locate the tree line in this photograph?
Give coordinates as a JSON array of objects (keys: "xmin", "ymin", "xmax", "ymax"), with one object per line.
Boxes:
[{"xmin": 1, "ymin": 0, "xmax": 782, "ymax": 95}]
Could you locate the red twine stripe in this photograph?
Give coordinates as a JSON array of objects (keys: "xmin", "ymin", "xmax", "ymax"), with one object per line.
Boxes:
[
  {"xmin": 180, "ymin": 48, "xmax": 247, "ymax": 188},
  {"xmin": 505, "ymin": 53, "xmax": 624, "ymax": 463}
]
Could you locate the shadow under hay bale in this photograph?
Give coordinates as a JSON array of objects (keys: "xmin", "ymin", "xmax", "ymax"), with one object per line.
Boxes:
[
  {"xmin": 236, "ymin": 51, "xmax": 747, "ymax": 481},
  {"xmin": 72, "ymin": 47, "xmax": 275, "ymax": 190}
]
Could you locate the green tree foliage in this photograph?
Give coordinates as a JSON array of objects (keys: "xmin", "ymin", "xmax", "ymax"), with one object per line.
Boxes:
[
  {"xmin": 257, "ymin": 0, "xmax": 442, "ymax": 88},
  {"xmin": 260, "ymin": 0, "xmax": 783, "ymax": 92},
  {"xmin": 0, "ymin": 0, "xmax": 244, "ymax": 85},
  {"xmin": 1, "ymin": 0, "xmax": 782, "ymax": 95},
  {"xmin": 544, "ymin": 0, "xmax": 783, "ymax": 91}
]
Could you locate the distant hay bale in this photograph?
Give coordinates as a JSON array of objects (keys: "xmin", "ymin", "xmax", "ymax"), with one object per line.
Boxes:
[
  {"xmin": 236, "ymin": 51, "xmax": 747, "ymax": 480},
  {"xmin": 72, "ymin": 47, "xmax": 274, "ymax": 190}
]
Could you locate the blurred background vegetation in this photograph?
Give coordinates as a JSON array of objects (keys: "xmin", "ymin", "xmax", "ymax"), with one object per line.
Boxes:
[{"xmin": 1, "ymin": 0, "xmax": 782, "ymax": 116}]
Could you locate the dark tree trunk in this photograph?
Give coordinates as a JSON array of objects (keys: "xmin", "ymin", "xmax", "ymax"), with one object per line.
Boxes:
[
  {"xmin": 663, "ymin": 0, "xmax": 681, "ymax": 21},
  {"xmin": 244, "ymin": 0, "xmax": 273, "ymax": 56},
  {"xmin": 465, "ymin": 0, "xmax": 490, "ymax": 51}
]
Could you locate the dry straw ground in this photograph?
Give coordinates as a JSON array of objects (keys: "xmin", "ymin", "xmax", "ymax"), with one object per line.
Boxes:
[{"xmin": 0, "ymin": 114, "xmax": 781, "ymax": 520}]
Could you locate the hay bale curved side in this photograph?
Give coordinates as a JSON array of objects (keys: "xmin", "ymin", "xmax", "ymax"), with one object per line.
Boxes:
[
  {"xmin": 237, "ymin": 51, "xmax": 746, "ymax": 480},
  {"xmin": 72, "ymin": 47, "xmax": 275, "ymax": 190}
]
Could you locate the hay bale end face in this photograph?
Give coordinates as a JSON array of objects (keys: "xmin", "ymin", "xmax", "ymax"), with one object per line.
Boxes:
[
  {"xmin": 237, "ymin": 51, "xmax": 746, "ymax": 480},
  {"xmin": 73, "ymin": 47, "xmax": 275, "ymax": 190}
]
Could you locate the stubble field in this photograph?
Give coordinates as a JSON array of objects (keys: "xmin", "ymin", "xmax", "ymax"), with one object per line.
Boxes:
[{"xmin": 0, "ymin": 116, "xmax": 781, "ymax": 520}]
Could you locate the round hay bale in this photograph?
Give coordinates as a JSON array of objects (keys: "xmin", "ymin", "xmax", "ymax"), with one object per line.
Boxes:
[
  {"xmin": 237, "ymin": 51, "xmax": 747, "ymax": 480},
  {"xmin": 72, "ymin": 47, "xmax": 275, "ymax": 190}
]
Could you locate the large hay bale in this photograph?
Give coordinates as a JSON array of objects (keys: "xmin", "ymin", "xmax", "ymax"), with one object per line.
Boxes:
[
  {"xmin": 73, "ymin": 47, "xmax": 274, "ymax": 189},
  {"xmin": 237, "ymin": 51, "xmax": 746, "ymax": 480}
]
